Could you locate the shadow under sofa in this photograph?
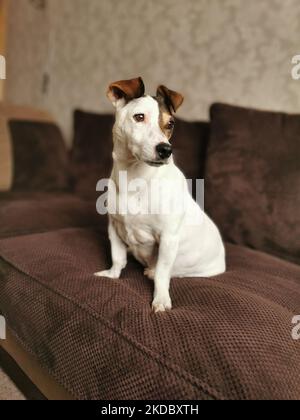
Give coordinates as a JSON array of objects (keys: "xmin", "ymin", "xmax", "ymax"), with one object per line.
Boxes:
[{"xmin": 0, "ymin": 103, "xmax": 299, "ymax": 400}]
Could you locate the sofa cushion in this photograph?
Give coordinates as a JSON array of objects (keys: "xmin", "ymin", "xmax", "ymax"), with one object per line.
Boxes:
[
  {"xmin": 0, "ymin": 103, "xmax": 62, "ymax": 192},
  {"xmin": 71, "ymin": 109, "xmax": 209, "ymax": 199},
  {"xmin": 0, "ymin": 227, "xmax": 299, "ymax": 400},
  {"xmin": 0, "ymin": 192, "xmax": 100, "ymax": 239},
  {"xmin": 9, "ymin": 120, "xmax": 70, "ymax": 192},
  {"xmin": 172, "ymin": 118, "xmax": 209, "ymax": 183},
  {"xmin": 71, "ymin": 110, "xmax": 114, "ymax": 198},
  {"xmin": 205, "ymin": 103, "xmax": 300, "ymax": 265}
]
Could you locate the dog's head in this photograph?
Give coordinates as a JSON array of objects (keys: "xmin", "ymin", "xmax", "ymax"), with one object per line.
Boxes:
[{"xmin": 107, "ymin": 77, "xmax": 184, "ymax": 167}]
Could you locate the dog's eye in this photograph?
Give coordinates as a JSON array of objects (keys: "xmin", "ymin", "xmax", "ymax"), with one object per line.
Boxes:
[
  {"xmin": 166, "ymin": 120, "xmax": 175, "ymax": 130},
  {"xmin": 133, "ymin": 114, "xmax": 145, "ymax": 122}
]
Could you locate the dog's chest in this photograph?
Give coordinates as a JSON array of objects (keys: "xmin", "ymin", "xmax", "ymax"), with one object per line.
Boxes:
[
  {"xmin": 111, "ymin": 214, "xmax": 158, "ymax": 247},
  {"xmin": 110, "ymin": 181, "xmax": 160, "ymax": 247}
]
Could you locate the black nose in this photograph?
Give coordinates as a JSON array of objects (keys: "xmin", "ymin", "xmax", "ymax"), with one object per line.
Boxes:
[{"xmin": 156, "ymin": 143, "xmax": 172, "ymax": 160}]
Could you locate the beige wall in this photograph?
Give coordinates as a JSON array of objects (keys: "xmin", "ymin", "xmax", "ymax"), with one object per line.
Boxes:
[{"xmin": 4, "ymin": 0, "xmax": 300, "ymax": 145}]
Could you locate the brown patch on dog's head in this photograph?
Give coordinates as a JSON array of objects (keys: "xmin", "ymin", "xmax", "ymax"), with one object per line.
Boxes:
[
  {"xmin": 107, "ymin": 77, "xmax": 145, "ymax": 107},
  {"xmin": 155, "ymin": 85, "xmax": 183, "ymax": 138},
  {"xmin": 155, "ymin": 97, "xmax": 175, "ymax": 139},
  {"xmin": 156, "ymin": 85, "xmax": 184, "ymax": 114}
]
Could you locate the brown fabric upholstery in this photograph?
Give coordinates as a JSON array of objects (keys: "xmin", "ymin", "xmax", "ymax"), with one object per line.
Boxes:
[
  {"xmin": 9, "ymin": 120, "xmax": 70, "ymax": 192},
  {"xmin": 0, "ymin": 192, "xmax": 100, "ymax": 239},
  {"xmin": 0, "ymin": 227, "xmax": 299, "ymax": 400},
  {"xmin": 205, "ymin": 103, "xmax": 300, "ymax": 265},
  {"xmin": 71, "ymin": 110, "xmax": 209, "ymax": 199},
  {"xmin": 172, "ymin": 118, "xmax": 209, "ymax": 183},
  {"xmin": 71, "ymin": 110, "xmax": 115, "ymax": 198},
  {"xmin": 0, "ymin": 103, "xmax": 55, "ymax": 192}
]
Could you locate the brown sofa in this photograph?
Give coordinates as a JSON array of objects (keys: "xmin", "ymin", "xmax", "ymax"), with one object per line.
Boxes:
[{"xmin": 0, "ymin": 103, "xmax": 299, "ymax": 400}]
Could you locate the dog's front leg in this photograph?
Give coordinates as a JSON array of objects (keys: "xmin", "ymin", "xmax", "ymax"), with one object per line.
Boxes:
[
  {"xmin": 95, "ymin": 221, "xmax": 127, "ymax": 279},
  {"xmin": 152, "ymin": 233, "xmax": 179, "ymax": 313}
]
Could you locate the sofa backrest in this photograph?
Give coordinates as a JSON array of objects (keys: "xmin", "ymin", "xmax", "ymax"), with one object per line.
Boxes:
[
  {"xmin": 0, "ymin": 103, "xmax": 55, "ymax": 191},
  {"xmin": 205, "ymin": 103, "xmax": 300, "ymax": 265},
  {"xmin": 0, "ymin": 103, "xmax": 70, "ymax": 192}
]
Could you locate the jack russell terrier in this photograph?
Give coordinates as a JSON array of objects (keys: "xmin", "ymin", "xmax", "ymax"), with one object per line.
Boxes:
[{"xmin": 95, "ymin": 77, "xmax": 226, "ymax": 312}]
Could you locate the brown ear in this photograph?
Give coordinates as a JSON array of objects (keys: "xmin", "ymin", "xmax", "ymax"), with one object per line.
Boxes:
[
  {"xmin": 157, "ymin": 85, "xmax": 184, "ymax": 113},
  {"xmin": 107, "ymin": 77, "xmax": 145, "ymax": 107}
]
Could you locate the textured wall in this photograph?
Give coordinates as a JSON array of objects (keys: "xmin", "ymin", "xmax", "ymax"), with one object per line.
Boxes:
[{"xmin": 5, "ymin": 0, "xmax": 300, "ymax": 145}]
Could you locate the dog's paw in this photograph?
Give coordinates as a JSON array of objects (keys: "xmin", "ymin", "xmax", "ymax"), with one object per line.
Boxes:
[
  {"xmin": 144, "ymin": 267, "xmax": 155, "ymax": 280},
  {"xmin": 94, "ymin": 269, "xmax": 120, "ymax": 279},
  {"xmin": 152, "ymin": 295, "xmax": 172, "ymax": 313}
]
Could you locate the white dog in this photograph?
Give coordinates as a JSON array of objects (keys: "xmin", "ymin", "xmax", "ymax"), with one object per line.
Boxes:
[{"xmin": 95, "ymin": 77, "xmax": 226, "ymax": 312}]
